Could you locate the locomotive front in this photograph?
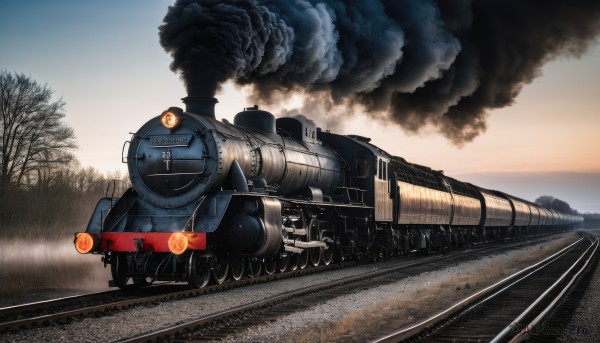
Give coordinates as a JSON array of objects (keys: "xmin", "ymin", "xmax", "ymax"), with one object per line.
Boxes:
[
  {"xmin": 127, "ymin": 97, "xmax": 222, "ymax": 209},
  {"xmin": 73, "ymin": 96, "xmax": 346, "ymax": 287}
]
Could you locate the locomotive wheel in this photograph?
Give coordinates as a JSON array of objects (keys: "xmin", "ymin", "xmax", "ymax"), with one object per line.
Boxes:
[
  {"xmin": 309, "ymin": 220, "xmax": 321, "ymax": 266},
  {"xmin": 211, "ymin": 257, "xmax": 229, "ymax": 285},
  {"xmin": 288, "ymin": 253, "xmax": 299, "ymax": 271},
  {"xmin": 110, "ymin": 253, "xmax": 129, "ymax": 288},
  {"xmin": 263, "ymin": 257, "xmax": 276, "ymax": 275},
  {"xmin": 230, "ymin": 255, "xmax": 245, "ymax": 281},
  {"xmin": 295, "ymin": 235, "xmax": 308, "ymax": 269},
  {"xmin": 320, "ymin": 234, "xmax": 333, "ymax": 266},
  {"xmin": 247, "ymin": 258, "xmax": 262, "ymax": 278},
  {"xmin": 298, "ymin": 249, "xmax": 309, "ymax": 269},
  {"xmin": 309, "ymin": 247, "xmax": 321, "ymax": 266},
  {"xmin": 187, "ymin": 252, "xmax": 210, "ymax": 288},
  {"xmin": 277, "ymin": 254, "xmax": 290, "ymax": 273}
]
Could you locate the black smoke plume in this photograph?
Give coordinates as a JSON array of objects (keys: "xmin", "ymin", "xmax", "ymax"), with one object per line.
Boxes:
[{"xmin": 159, "ymin": 0, "xmax": 600, "ymax": 145}]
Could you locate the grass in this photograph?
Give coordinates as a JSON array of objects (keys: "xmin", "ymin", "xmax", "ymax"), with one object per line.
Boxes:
[
  {"xmin": 287, "ymin": 232, "xmax": 579, "ymax": 343},
  {"xmin": 0, "ymin": 238, "xmax": 111, "ymax": 301}
]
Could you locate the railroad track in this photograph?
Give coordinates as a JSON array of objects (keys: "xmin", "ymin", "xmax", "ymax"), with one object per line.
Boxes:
[
  {"xmin": 0, "ymin": 285, "xmax": 187, "ymax": 325},
  {"xmin": 372, "ymin": 232, "xmax": 598, "ymax": 343},
  {"xmin": 525, "ymin": 233, "xmax": 600, "ymax": 343},
  {"xmin": 112, "ymin": 235, "xmax": 566, "ymax": 343},
  {"xmin": 0, "ymin": 233, "xmax": 565, "ymax": 336},
  {"xmin": 0, "ymin": 259, "xmax": 352, "ymax": 333}
]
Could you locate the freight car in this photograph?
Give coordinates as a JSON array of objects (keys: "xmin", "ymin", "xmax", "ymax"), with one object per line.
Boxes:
[{"xmin": 74, "ymin": 96, "xmax": 583, "ymax": 288}]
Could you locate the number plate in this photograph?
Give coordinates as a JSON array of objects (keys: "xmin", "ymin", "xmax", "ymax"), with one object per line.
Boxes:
[{"xmin": 149, "ymin": 135, "xmax": 192, "ymax": 147}]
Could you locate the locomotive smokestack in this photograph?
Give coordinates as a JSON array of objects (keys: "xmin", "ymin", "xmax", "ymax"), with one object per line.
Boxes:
[{"xmin": 181, "ymin": 96, "xmax": 218, "ymax": 118}]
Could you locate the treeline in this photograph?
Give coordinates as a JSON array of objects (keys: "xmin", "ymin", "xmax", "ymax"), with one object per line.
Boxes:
[
  {"xmin": 581, "ymin": 213, "xmax": 600, "ymax": 229},
  {"xmin": 0, "ymin": 162, "xmax": 128, "ymax": 239},
  {"xmin": 535, "ymin": 195, "xmax": 600, "ymax": 229},
  {"xmin": 534, "ymin": 195, "xmax": 579, "ymax": 215}
]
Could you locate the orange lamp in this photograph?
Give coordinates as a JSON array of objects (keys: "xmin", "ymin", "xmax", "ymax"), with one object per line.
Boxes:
[
  {"xmin": 75, "ymin": 233, "xmax": 95, "ymax": 254},
  {"xmin": 168, "ymin": 232, "xmax": 189, "ymax": 255},
  {"xmin": 160, "ymin": 110, "xmax": 181, "ymax": 129}
]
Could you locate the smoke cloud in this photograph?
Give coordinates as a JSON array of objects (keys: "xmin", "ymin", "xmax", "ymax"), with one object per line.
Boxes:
[{"xmin": 159, "ymin": 0, "xmax": 600, "ymax": 145}]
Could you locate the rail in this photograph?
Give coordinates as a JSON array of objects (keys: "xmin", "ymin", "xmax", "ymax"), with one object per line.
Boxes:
[{"xmin": 499, "ymin": 237, "xmax": 599, "ymax": 343}]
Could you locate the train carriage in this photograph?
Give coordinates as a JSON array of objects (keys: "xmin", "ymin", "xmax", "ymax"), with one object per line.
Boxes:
[
  {"xmin": 471, "ymin": 188, "xmax": 512, "ymax": 241},
  {"xmin": 496, "ymin": 193, "xmax": 532, "ymax": 238}
]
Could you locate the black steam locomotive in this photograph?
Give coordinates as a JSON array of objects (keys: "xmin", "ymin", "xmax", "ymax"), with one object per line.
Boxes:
[{"xmin": 74, "ymin": 96, "xmax": 583, "ymax": 288}]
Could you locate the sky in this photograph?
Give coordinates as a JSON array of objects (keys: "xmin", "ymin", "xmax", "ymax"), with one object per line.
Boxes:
[{"xmin": 1, "ymin": 0, "xmax": 599, "ymax": 213}]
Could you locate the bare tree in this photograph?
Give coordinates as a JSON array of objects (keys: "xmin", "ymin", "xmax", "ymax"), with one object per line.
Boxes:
[
  {"xmin": 0, "ymin": 71, "xmax": 77, "ymax": 200},
  {"xmin": 535, "ymin": 195, "xmax": 555, "ymax": 209},
  {"xmin": 535, "ymin": 195, "xmax": 576, "ymax": 214}
]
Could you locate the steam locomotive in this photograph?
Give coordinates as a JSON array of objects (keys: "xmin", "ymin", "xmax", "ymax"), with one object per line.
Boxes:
[{"xmin": 74, "ymin": 96, "xmax": 583, "ymax": 288}]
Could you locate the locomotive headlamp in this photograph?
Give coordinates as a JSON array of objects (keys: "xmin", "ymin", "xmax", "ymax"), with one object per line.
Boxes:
[
  {"xmin": 168, "ymin": 232, "xmax": 189, "ymax": 255},
  {"xmin": 160, "ymin": 110, "xmax": 181, "ymax": 129},
  {"xmin": 74, "ymin": 232, "xmax": 95, "ymax": 254}
]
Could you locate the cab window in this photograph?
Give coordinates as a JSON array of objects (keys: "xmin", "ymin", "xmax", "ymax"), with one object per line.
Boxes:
[
  {"xmin": 378, "ymin": 159, "xmax": 388, "ymax": 181},
  {"xmin": 356, "ymin": 152, "xmax": 369, "ymax": 178},
  {"xmin": 383, "ymin": 161, "xmax": 387, "ymax": 180}
]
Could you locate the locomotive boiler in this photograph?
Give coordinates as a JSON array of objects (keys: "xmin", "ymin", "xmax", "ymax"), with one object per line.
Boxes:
[{"xmin": 74, "ymin": 96, "xmax": 583, "ymax": 288}]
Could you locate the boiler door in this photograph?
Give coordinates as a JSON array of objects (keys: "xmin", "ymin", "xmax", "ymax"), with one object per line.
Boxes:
[{"xmin": 136, "ymin": 133, "xmax": 206, "ymax": 197}]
